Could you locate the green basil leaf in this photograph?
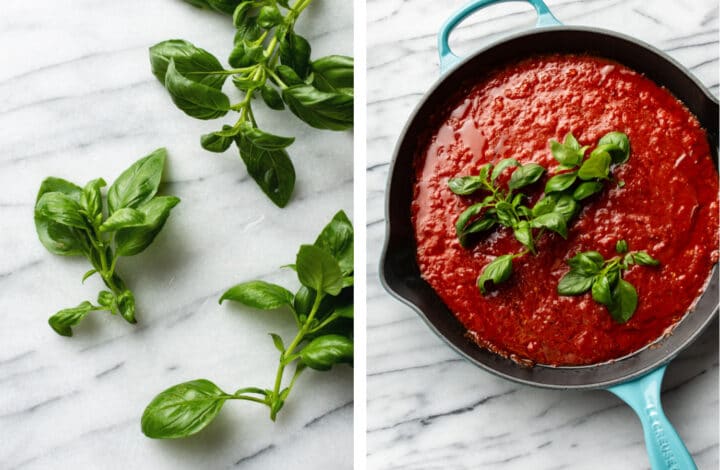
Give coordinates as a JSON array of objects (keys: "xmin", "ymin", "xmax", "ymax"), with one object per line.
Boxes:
[
  {"xmin": 35, "ymin": 192, "xmax": 88, "ymax": 229},
  {"xmin": 477, "ymin": 254, "xmax": 513, "ymax": 295},
  {"xmin": 491, "ymin": 158, "xmax": 518, "ymax": 181},
  {"xmin": 232, "ymin": 2, "xmax": 255, "ymax": 26},
  {"xmin": 231, "ymin": 69, "xmax": 266, "ymax": 91},
  {"xmin": 633, "ymin": 251, "xmax": 660, "ymax": 267},
  {"xmin": 508, "ymin": 163, "xmax": 544, "ymax": 189},
  {"xmin": 82, "ymin": 269, "xmax": 97, "ymax": 283},
  {"xmin": 314, "ymin": 210, "xmax": 354, "ymax": 276},
  {"xmin": 236, "ymin": 132, "xmax": 296, "ymax": 207},
  {"xmin": 48, "ymin": 301, "xmax": 95, "ymax": 337},
  {"xmin": 461, "ymin": 216, "xmax": 497, "ymax": 246},
  {"xmin": 258, "ymin": 5, "xmax": 284, "ymax": 28},
  {"xmin": 141, "ymin": 379, "xmax": 229, "ymax": 439},
  {"xmin": 149, "ymin": 40, "xmax": 226, "ymax": 89},
  {"xmin": 544, "ymin": 172, "xmax": 577, "ymax": 193},
  {"xmin": 274, "ymin": 65, "xmax": 305, "ymax": 87},
  {"xmin": 241, "ymin": 125, "xmax": 295, "ymax": 150},
  {"xmin": 564, "ymin": 132, "xmax": 581, "ymax": 151},
  {"xmin": 448, "ymin": 176, "xmax": 484, "ymax": 195},
  {"xmin": 97, "ymin": 290, "xmax": 116, "ymax": 308},
  {"xmin": 182, "ymin": 0, "xmax": 244, "ymax": 15},
  {"xmin": 591, "ymin": 274, "xmax": 613, "ymax": 306},
  {"xmin": 608, "ymin": 279, "xmax": 638, "ymax": 323},
  {"xmin": 296, "ymin": 244, "xmax": 343, "ymax": 296},
  {"xmin": 531, "ymin": 195, "xmax": 556, "ymax": 218},
  {"xmin": 557, "ymin": 270, "xmax": 594, "ymax": 295},
  {"xmin": 115, "ymin": 196, "xmax": 181, "ymax": 256},
  {"xmin": 335, "ymin": 304, "xmax": 353, "ymax": 319},
  {"xmin": 282, "ymin": 85, "xmax": 353, "ymax": 131},
  {"xmin": 513, "ymin": 220, "xmax": 534, "ymax": 252},
  {"xmin": 201, "ymin": 125, "xmax": 236, "ymax": 153},
  {"xmin": 567, "ymin": 251, "xmax": 604, "ymax": 274},
  {"xmin": 578, "ymin": 151, "xmax": 611, "ymax": 181},
  {"xmin": 228, "ymin": 41, "xmax": 264, "ymax": 68},
  {"xmin": 99, "ymin": 207, "xmax": 146, "ymax": 232},
  {"xmin": 107, "ymin": 148, "xmax": 166, "ymax": 214},
  {"xmin": 616, "ymin": 240, "xmax": 628, "ymax": 254},
  {"xmin": 598, "ymin": 131, "xmax": 630, "ymax": 164},
  {"xmin": 494, "ymin": 201, "xmax": 516, "ymax": 227},
  {"xmin": 553, "ymin": 194, "xmax": 579, "ymax": 221},
  {"xmin": 35, "ymin": 178, "xmax": 86, "ymax": 256},
  {"xmin": 531, "ymin": 212, "xmax": 567, "ymax": 238},
  {"xmin": 219, "ymin": 280, "xmax": 295, "ymax": 309},
  {"xmin": 300, "ymin": 335, "xmax": 353, "ymax": 371},
  {"xmin": 311, "ymin": 55, "xmax": 353, "ymax": 94},
  {"xmin": 164, "ymin": 59, "xmax": 230, "ymax": 120},
  {"xmin": 550, "ymin": 139, "xmax": 582, "ymax": 167},
  {"xmin": 117, "ymin": 290, "xmax": 136, "ymax": 324},
  {"xmin": 280, "ymin": 31, "xmax": 311, "ymax": 78},
  {"xmin": 573, "ymin": 181, "xmax": 603, "ymax": 200},
  {"xmin": 456, "ymin": 202, "xmax": 491, "ymax": 245},
  {"xmin": 269, "ymin": 333, "xmax": 285, "ymax": 353},
  {"xmin": 261, "ymin": 84, "xmax": 285, "ymax": 110},
  {"xmin": 80, "ymin": 178, "xmax": 106, "ymax": 222}
]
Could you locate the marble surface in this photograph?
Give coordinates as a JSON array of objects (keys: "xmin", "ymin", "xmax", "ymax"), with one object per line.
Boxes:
[
  {"xmin": 0, "ymin": 1, "xmax": 353, "ymax": 469},
  {"xmin": 367, "ymin": 0, "xmax": 718, "ymax": 469}
]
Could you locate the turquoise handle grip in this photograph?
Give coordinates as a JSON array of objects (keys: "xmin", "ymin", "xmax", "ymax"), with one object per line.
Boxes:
[
  {"xmin": 607, "ymin": 365, "xmax": 697, "ymax": 470},
  {"xmin": 438, "ymin": 0, "xmax": 562, "ymax": 73}
]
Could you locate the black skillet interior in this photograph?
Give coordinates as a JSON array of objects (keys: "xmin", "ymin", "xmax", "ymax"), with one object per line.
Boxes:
[{"xmin": 381, "ymin": 27, "xmax": 719, "ymax": 389}]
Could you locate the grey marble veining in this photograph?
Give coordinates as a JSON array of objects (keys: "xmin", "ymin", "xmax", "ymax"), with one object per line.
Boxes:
[
  {"xmin": 0, "ymin": 1, "xmax": 353, "ymax": 469},
  {"xmin": 367, "ymin": 0, "xmax": 718, "ymax": 469}
]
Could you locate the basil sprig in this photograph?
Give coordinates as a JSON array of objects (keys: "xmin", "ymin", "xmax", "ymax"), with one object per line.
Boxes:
[
  {"xmin": 149, "ymin": 0, "xmax": 353, "ymax": 207},
  {"xmin": 141, "ymin": 211, "xmax": 353, "ymax": 439},
  {"xmin": 449, "ymin": 131, "xmax": 630, "ymax": 295},
  {"xmin": 558, "ymin": 240, "xmax": 659, "ymax": 323},
  {"xmin": 34, "ymin": 149, "xmax": 180, "ymax": 336}
]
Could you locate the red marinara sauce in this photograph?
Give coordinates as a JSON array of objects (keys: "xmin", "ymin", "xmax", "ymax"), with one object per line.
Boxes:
[{"xmin": 412, "ymin": 54, "xmax": 719, "ymax": 366}]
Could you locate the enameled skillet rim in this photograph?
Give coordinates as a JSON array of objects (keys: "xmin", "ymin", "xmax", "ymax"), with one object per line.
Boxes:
[{"xmin": 380, "ymin": 25, "xmax": 720, "ymax": 390}]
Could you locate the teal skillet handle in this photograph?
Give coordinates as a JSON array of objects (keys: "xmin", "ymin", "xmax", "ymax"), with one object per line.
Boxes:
[
  {"xmin": 438, "ymin": 0, "xmax": 562, "ymax": 73},
  {"xmin": 608, "ymin": 365, "xmax": 697, "ymax": 470}
]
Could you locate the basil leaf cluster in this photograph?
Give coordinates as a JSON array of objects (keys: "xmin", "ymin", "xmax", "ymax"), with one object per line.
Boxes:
[
  {"xmin": 149, "ymin": 0, "xmax": 353, "ymax": 207},
  {"xmin": 34, "ymin": 149, "xmax": 180, "ymax": 336},
  {"xmin": 558, "ymin": 240, "xmax": 660, "ymax": 322},
  {"xmin": 448, "ymin": 131, "xmax": 631, "ymax": 295},
  {"xmin": 141, "ymin": 210, "xmax": 353, "ymax": 439}
]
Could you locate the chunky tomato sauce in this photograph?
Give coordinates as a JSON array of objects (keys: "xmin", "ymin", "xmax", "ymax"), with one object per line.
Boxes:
[{"xmin": 412, "ymin": 54, "xmax": 718, "ymax": 366}]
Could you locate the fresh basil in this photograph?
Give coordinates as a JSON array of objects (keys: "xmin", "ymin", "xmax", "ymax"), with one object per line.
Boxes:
[
  {"xmin": 34, "ymin": 149, "xmax": 179, "ymax": 336},
  {"xmin": 508, "ymin": 163, "xmax": 544, "ymax": 189},
  {"xmin": 598, "ymin": 131, "xmax": 630, "ymax": 164},
  {"xmin": 144, "ymin": 211, "xmax": 354, "ymax": 438},
  {"xmin": 149, "ymin": 2, "xmax": 353, "ymax": 207},
  {"xmin": 477, "ymin": 254, "xmax": 514, "ymax": 294}
]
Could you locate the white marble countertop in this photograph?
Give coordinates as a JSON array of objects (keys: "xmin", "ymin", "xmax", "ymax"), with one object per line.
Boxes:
[
  {"xmin": 0, "ymin": 1, "xmax": 353, "ymax": 469},
  {"xmin": 367, "ymin": 0, "xmax": 718, "ymax": 469}
]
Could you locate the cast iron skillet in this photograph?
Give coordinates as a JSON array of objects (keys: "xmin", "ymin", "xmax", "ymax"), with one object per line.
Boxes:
[{"xmin": 379, "ymin": 1, "xmax": 719, "ymax": 469}]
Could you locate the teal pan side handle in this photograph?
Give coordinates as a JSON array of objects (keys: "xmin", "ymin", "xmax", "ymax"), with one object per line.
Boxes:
[
  {"xmin": 607, "ymin": 365, "xmax": 697, "ymax": 470},
  {"xmin": 438, "ymin": 0, "xmax": 562, "ymax": 74}
]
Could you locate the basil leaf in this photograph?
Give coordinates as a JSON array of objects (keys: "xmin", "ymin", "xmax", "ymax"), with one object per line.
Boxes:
[
  {"xmin": 508, "ymin": 163, "xmax": 544, "ymax": 189},
  {"xmin": 236, "ymin": 132, "xmax": 296, "ymax": 208},
  {"xmin": 616, "ymin": 240, "xmax": 628, "ymax": 254},
  {"xmin": 553, "ymin": 194, "xmax": 578, "ymax": 221},
  {"xmin": 219, "ymin": 280, "xmax": 295, "ymax": 309},
  {"xmin": 115, "ymin": 196, "xmax": 181, "ymax": 256},
  {"xmin": 282, "ymin": 85, "xmax": 353, "ymax": 131},
  {"xmin": 48, "ymin": 301, "xmax": 95, "ymax": 337},
  {"xmin": 99, "ymin": 207, "xmax": 146, "ymax": 232},
  {"xmin": 311, "ymin": 55, "xmax": 353, "ymax": 94},
  {"xmin": 117, "ymin": 290, "xmax": 136, "ymax": 324},
  {"xmin": 35, "ymin": 178, "xmax": 86, "ymax": 254},
  {"xmin": 201, "ymin": 125, "xmax": 236, "ymax": 153},
  {"xmin": 107, "ymin": 148, "xmax": 166, "ymax": 214},
  {"xmin": 335, "ymin": 304, "xmax": 353, "ymax": 319},
  {"xmin": 164, "ymin": 59, "xmax": 230, "ymax": 120},
  {"xmin": 232, "ymin": 69, "xmax": 266, "ymax": 91},
  {"xmin": 598, "ymin": 131, "xmax": 630, "ymax": 164},
  {"xmin": 591, "ymin": 274, "xmax": 612, "ymax": 306},
  {"xmin": 494, "ymin": 201, "xmax": 516, "ymax": 227},
  {"xmin": 544, "ymin": 172, "xmax": 577, "ymax": 193},
  {"xmin": 578, "ymin": 151, "xmax": 611, "ymax": 180},
  {"xmin": 182, "ymin": 0, "xmax": 244, "ymax": 15},
  {"xmin": 260, "ymin": 84, "xmax": 285, "ymax": 110},
  {"xmin": 141, "ymin": 379, "xmax": 230, "ymax": 439},
  {"xmin": 557, "ymin": 270, "xmax": 594, "ymax": 295},
  {"xmin": 258, "ymin": 5, "xmax": 284, "ymax": 28},
  {"xmin": 573, "ymin": 181, "xmax": 603, "ymax": 200},
  {"xmin": 228, "ymin": 41, "xmax": 264, "ymax": 68},
  {"xmin": 97, "ymin": 290, "xmax": 116, "ymax": 309},
  {"xmin": 35, "ymin": 192, "xmax": 88, "ymax": 229},
  {"xmin": 269, "ymin": 333, "xmax": 285, "ymax": 353},
  {"xmin": 241, "ymin": 125, "xmax": 295, "ymax": 150},
  {"xmin": 300, "ymin": 335, "xmax": 353, "ymax": 371},
  {"xmin": 274, "ymin": 65, "xmax": 305, "ymax": 87},
  {"xmin": 296, "ymin": 244, "xmax": 343, "ymax": 296},
  {"xmin": 550, "ymin": 139, "xmax": 582, "ymax": 167},
  {"xmin": 513, "ymin": 220, "xmax": 534, "ymax": 252},
  {"xmin": 608, "ymin": 279, "xmax": 638, "ymax": 323},
  {"xmin": 477, "ymin": 254, "xmax": 513, "ymax": 294},
  {"xmin": 149, "ymin": 40, "xmax": 226, "ymax": 89},
  {"xmin": 280, "ymin": 31, "xmax": 311, "ymax": 78},
  {"xmin": 448, "ymin": 176, "xmax": 483, "ymax": 195},
  {"xmin": 80, "ymin": 178, "xmax": 106, "ymax": 223},
  {"xmin": 567, "ymin": 251, "xmax": 604, "ymax": 274},
  {"xmin": 461, "ymin": 216, "xmax": 497, "ymax": 246},
  {"xmin": 491, "ymin": 158, "xmax": 518, "ymax": 181},
  {"xmin": 314, "ymin": 210, "xmax": 354, "ymax": 276},
  {"xmin": 564, "ymin": 132, "xmax": 581, "ymax": 150},
  {"xmin": 633, "ymin": 251, "xmax": 660, "ymax": 266},
  {"xmin": 531, "ymin": 212, "xmax": 567, "ymax": 238},
  {"xmin": 531, "ymin": 195, "xmax": 556, "ymax": 218}
]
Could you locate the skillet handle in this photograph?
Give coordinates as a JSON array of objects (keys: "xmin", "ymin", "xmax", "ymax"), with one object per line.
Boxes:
[
  {"xmin": 607, "ymin": 365, "xmax": 697, "ymax": 470},
  {"xmin": 438, "ymin": 0, "xmax": 562, "ymax": 74}
]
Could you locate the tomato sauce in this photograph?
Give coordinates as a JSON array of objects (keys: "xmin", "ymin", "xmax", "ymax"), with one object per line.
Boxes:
[{"xmin": 412, "ymin": 54, "xmax": 718, "ymax": 366}]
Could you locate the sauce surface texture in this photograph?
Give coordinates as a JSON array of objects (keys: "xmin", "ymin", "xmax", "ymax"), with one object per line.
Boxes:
[{"xmin": 412, "ymin": 54, "xmax": 718, "ymax": 366}]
